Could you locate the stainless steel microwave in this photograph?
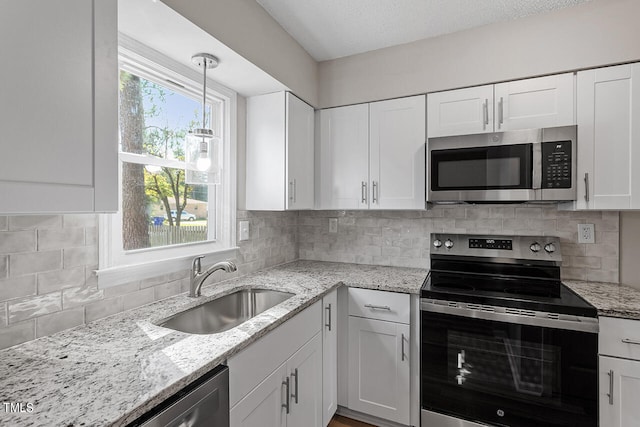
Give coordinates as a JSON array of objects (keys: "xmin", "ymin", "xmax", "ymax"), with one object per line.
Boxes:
[{"xmin": 428, "ymin": 126, "xmax": 577, "ymax": 203}]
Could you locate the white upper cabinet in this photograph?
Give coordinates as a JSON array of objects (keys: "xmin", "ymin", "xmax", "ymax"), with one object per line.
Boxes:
[
  {"xmin": 575, "ymin": 63, "xmax": 640, "ymax": 210},
  {"xmin": 246, "ymin": 92, "xmax": 314, "ymax": 210},
  {"xmin": 369, "ymin": 96, "xmax": 426, "ymax": 210},
  {"xmin": 316, "ymin": 104, "xmax": 370, "ymax": 210},
  {"xmin": 0, "ymin": 0, "xmax": 118, "ymax": 214},
  {"xmin": 427, "ymin": 73, "xmax": 575, "ymax": 138},
  {"xmin": 494, "ymin": 73, "xmax": 575, "ymax": 131},
  {"xmin": 427, "ymin": 85, "xmax": 494, "ymax": 137},
  {"xmin": 317, "ymin": 95, "xmax": 426, "ymax": 210}
]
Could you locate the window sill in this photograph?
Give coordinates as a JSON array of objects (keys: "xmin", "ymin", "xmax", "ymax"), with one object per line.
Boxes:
[{"xmin": 95, "ymin": 247, "xmax": 239, "ymax": 289}]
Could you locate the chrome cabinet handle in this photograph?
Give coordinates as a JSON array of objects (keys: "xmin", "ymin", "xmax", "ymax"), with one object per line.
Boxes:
[
  {"xmin": 293, "ymin": 179, "xmax": 296, "ymax": 203},
  {"xmin": 401, "ymin": 333, "xmax": 406, "ymax": 361},
  {"xmin": 361, "ymin": 181, "xmax": 367, "ymax": 204},
  {"xmin": 607, "ymin": 369, "xmax": 614, "ymax": 405},
  {"xmin": 372, "ymin": 181, "xmax": 378, "ymax": 204},
  {"xmin": 282, "ymin": 377, "xmax": 290, "ymax": 413},
  {"xmin": 291, "ymin": 368, "xmax": 299, "ymax": 404},
  {"xmin": 364, "ymin": 304, "xmax": 391, "ymax": 310},
  {"xmin": 289, "ymin": 181, "xmax": 294, "ymax": 202},
  {"xmin": 584, "ymin": 173, "xmax": 590, "ymax": 203},
  {"xmin": 325, "ymin": 303, "xmax": 332, "ymax": 331},
  {"xmin": 498, "ymin": 97, "xmax": 504, "ymax": 128},
  {"xmin": 622, "ymin": 338, "xmax": 640, "ymax": 345},
  {"xmin": 482, "ymin": 99, "xmax": 489, "ymax": 129}
]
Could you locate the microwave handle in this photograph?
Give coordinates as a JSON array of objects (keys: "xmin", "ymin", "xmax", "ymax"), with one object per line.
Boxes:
[{"xmin": 532, "ymin": 144, "xmax": 542, "ymax": 190}]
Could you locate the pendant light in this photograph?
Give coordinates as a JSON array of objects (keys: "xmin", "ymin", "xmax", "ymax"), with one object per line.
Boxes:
[{"xmin": 186, "ymin": 53, "xmax": 220, "ymax": 184}]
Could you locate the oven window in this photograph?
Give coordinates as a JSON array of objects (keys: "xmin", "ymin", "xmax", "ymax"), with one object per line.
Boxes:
[
  {"xmin": 421, "ymin": 311, "xmax": 597, "ymax": 427},
  {"xmin": 431, "ymin": 144, "xmax": 532, "ymax": 191}
]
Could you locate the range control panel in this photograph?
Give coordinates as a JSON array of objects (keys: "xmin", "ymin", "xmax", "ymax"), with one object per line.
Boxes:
[
  {"xmin": 468, "ymin": 238, "xmax": 512, "ymax": 250},
  {"xmin": 542, "ymin": 140, "xmax": 572, "ymax": 189},
  {"xmin": 431, "ymin": 233, "xmax": 563, "ymax": 262}
]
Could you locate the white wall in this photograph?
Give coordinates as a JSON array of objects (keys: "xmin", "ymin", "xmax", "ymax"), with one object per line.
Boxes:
[
  {"xmin": 161, "ymin": 0, "xmax": 319, "ymax": 106},
  {"xmin": 620, "ymin": 212, "xmax": 640, "ymax": 289},
  {"xmin": 318, "ymin": 0, "xmax": 640, "ymax": 108}
]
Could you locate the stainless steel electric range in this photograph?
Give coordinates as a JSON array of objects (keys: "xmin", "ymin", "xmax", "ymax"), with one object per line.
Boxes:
[{"xmin": 420, "ymin": 234, "xmax": 598, "ymax": 427}]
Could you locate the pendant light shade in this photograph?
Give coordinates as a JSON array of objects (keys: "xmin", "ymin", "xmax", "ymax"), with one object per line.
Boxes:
[{"xmin": 186, "ymin": 53, "xmax": 221, "ymax": 185}]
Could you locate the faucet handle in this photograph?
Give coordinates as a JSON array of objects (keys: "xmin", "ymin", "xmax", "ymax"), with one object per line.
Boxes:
[{"xmin": 192, "ymin": 255, "xmax": 205, "ymax": 274}]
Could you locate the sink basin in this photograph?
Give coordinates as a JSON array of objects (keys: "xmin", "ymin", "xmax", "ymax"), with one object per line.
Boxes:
[{"xmin": 158, "ymin": 289, "xmax": 295, "ymax": 334}]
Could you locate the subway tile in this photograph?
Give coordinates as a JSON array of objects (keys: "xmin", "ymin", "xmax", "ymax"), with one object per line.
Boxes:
[
  {"xmin": 103, "ymin": 280, "xmax": 140, "ymax": 298},
  {"xmin": 0, "ymin": 256, "xmax": 6, "ymax": 279},
  {"xmin": 9, "ymin": 215, "xmax": 62, "ymax": 231},
  {"xmin": 586, "ymin": 242, "xmax": 619, "ymax": 257},
  {"xmin": 8, "ymin": 293, "xmax": 62, "ymax": 323},
  {"xmin": 563, "ymin": 256, "xmax": 602, "ymax": 269},
  {"xmin": 0, "ymin": 275, "xmax": 37, "ymax": 302},
  {"xmin": 62, "ymin": 286, "xmax": 104, "ymax": 309},
  {"xmin": 0, "ymin": 230, "xmax": 37, "ymax": 254},
  {"xmin": 0, "ymin": 303, "xmax": 6, "ymax": 326},
  {"xmin": 63, "ymin": 214, "xmax": 98, "ymax": 228},
  {"xmin": 63, "ymin": 246, "xmax": 98, "ymax": 269},
  {"xmin": 587, "ymin": 270, "xmax": 618, "ymax": 284},
  {"xmin": 0, "ymin": 320, "xmax": 35, "ymax": 350},
  {"xmin": 122, "ymin": 288, "xmax": 155, "ymax": 311},
  {"xmin": 515, "ymin": 207, "xmax": 542, "ymax": 219},
  {"xmin": 10, "ymin": 250, "xmax": 62, "ymax": 276},
  {"xmin": 85, "ymin": 227, "xmax": 98, "ymax": 246},
  {"xmin": 85, "ymin": 297, "xmax": 124, "ymax": 323},
  {"xmin": 38, "ymin": 228, "xmax": 85, "ymax": 251},
  {"xmin": 35, "ymin": 308, "xmax": 84, "ymax": 338},
  {"xmin": 154, "ymin": 280, "xmax": 183, "ymax": 301},
  {"xmin": 37, "ymin": 267, "xmax": 86, "ymax": 294},
  {"xmin": 0, "ymin": 217, "xmax": 7, "ymax": 231}
]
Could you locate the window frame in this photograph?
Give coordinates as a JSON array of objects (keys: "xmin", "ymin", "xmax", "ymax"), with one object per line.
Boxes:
[{"xmin": 97, "ymin": 36, "xmax": 237, "ymax": 288}]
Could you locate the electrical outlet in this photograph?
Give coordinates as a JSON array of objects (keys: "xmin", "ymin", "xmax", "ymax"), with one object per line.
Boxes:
[
  {"xmin": 329, "ymin": 218, "xmax": 338, "ymax": 233},
  {"xmin": 239, "ymin": 220, "xmax": 250, "ymax": 241},
  {"xmin": 578, "ymin": 223, "xmax": 595, "ymax": 244}
]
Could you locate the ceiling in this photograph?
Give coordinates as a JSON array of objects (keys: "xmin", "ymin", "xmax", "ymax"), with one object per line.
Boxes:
[{"xmin": 255, "ymin": 0, "xmax": 592, "ymax": 62}]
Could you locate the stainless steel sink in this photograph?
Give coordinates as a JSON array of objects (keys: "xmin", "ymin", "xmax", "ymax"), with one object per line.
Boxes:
[{"xmin": 158, "ymin": 289, "xmax": 295, "ymax": 334}]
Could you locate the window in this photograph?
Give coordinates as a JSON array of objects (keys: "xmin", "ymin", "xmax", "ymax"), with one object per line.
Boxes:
[{"xmin": 98, "ymin": 41, "xmax": 237, "ymax": 287}]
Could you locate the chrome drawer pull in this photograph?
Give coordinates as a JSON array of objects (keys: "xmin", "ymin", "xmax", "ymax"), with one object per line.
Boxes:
[
  {"xmin": 364, "ymin": 304, "xmax": 391, "ymax": 311},
  {"xmin": 622, "ymin": 338, "xmax": 640, "ymax": 346}
]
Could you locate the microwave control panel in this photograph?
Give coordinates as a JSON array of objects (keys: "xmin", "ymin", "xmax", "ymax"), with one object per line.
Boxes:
[{"xmin": 542, "ymin": 140, "xmax": 572, "ymax": 189}]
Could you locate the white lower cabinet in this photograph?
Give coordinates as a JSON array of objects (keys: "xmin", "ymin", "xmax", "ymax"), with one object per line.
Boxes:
[
  {"xmin": 599, "ymin": 316, "xmax": 640, "ymax": 427},
  {"xmin": 599, "ymin": 355, "xmax": 640, "ymax": 427},
  {"xmin": 230, "ymin": 363, "xmax": 288, "ymax": 427},
  {"xmin": 322, "ymin": 289, "xmax": 338, "ymax": 426},
  {"xmin": 346, "ymin": 289, "xmax": 411, "ymax": 425}
]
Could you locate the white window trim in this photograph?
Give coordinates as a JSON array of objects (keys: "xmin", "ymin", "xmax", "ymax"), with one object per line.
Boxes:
[{"xmin": 97, "ymin": 34, "xmax": 237, "ymax": 289}]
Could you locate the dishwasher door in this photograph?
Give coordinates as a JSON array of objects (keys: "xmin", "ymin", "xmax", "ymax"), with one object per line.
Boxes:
[{"xmin": 132, "ymin": 365, "xmax": 229, "ymax": 427}]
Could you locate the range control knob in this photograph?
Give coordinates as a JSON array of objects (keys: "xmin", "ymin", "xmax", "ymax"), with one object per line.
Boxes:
[
  {"xmin": 544, "ymin": 243, "xmax": 556, "ymax": 254},
  {"xmin": 433, "ymin": 239, "xmax": 443, "ymax": 249},
  {"xmin": 530, "ymin": 242, "xmax": 541, "ymax": 253},
  {"xmin": 444, "ymin": 239, "xmax": 454, "ymax": 249}
]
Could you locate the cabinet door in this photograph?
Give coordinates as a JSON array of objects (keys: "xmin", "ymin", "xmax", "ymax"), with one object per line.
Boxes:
[
  {"xmin": 427, "ymin": 85, "xmax": 494, "ymax": 137},
  {"xmin": 347, "ymin": 317, "xmax": 410, "ymax": 425},
  {"xmin": 288, "ymin": 333, "xmax": 323, "ymax": 427},
  {"xmin": 230, "ymin": 364, "xmax": 287, "ymax": 427},
  {"xmin": 0, "ymin": 0, "xmax": 117, "ymax": 213},
  {"xmin": 370, "ymin": 95, "xmax": 426, "ymax": 210},
  {"xmin": 246, "ymin": 92, "xmax": 286, "ymax": 210},
  {"xmin": 286, "ymin": 93, "xmax": 315, "ymax": 210},
  {"xmin": 576, "ymin": 64, "xmax": 640, "ymax": 209},
  {"xmin": 494, "ymin": 73, "xmax": 575, "ymax": 131},
  {"xmin": 599, "ymin": 356, "xmax": 640, "ymax": 427},
  {"xmin": 322, "ymin": 290, "xmax": 338, "ymax": 426},
  {"xmin": 317, "ymin": 104, "xmax": 369, "ymax": 209}
]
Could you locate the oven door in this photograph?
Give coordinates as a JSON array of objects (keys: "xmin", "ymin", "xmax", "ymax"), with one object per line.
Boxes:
[{"xmin": 421, "ymin": 305, "xmax": 597, "ymax": 427}]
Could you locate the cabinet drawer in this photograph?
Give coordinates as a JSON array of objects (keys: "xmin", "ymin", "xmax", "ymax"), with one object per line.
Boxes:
[
  {"xmin": 348, "ymin": 288, "xmax": 410, "ymax": 324},
  {"xmin": 599, "ymin": 317, "xmax": 640, "ymax": 360}
]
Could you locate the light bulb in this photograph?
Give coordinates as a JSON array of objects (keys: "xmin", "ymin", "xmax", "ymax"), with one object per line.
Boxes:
[{"xmin": 196, "ymin": 152, "xmax": 211, "ymax": 171}]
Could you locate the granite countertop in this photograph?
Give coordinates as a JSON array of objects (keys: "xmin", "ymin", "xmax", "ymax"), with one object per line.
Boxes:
[
  {"xmin": 0, "ymin": 260, "xmax": 426, "ymax": 427},
  {"xmin": 564, "ymin": 280, "xmax": 640, "ymax": 320}
]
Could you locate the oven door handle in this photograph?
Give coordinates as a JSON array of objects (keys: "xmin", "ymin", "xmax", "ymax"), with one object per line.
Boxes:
[{"xmin": 420, "ymin": 299, "xmax": 599, "ymax": 333}]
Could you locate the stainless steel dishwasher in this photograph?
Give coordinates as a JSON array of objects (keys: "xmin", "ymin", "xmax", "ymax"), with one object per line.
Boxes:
[{"xmin": 129, "ymin": 365, "xmax": 229, "ymax": 427}]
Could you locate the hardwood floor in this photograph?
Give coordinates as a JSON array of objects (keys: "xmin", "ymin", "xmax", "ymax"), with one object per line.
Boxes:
[{"xmin": 328, "ymin": 414, "xmax": 376, "ymax": 427}]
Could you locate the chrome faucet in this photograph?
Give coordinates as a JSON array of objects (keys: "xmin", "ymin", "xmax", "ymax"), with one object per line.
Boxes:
[{"xmin": 190, "ymin": 256, "xmax": 237, "ymax": 298}]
